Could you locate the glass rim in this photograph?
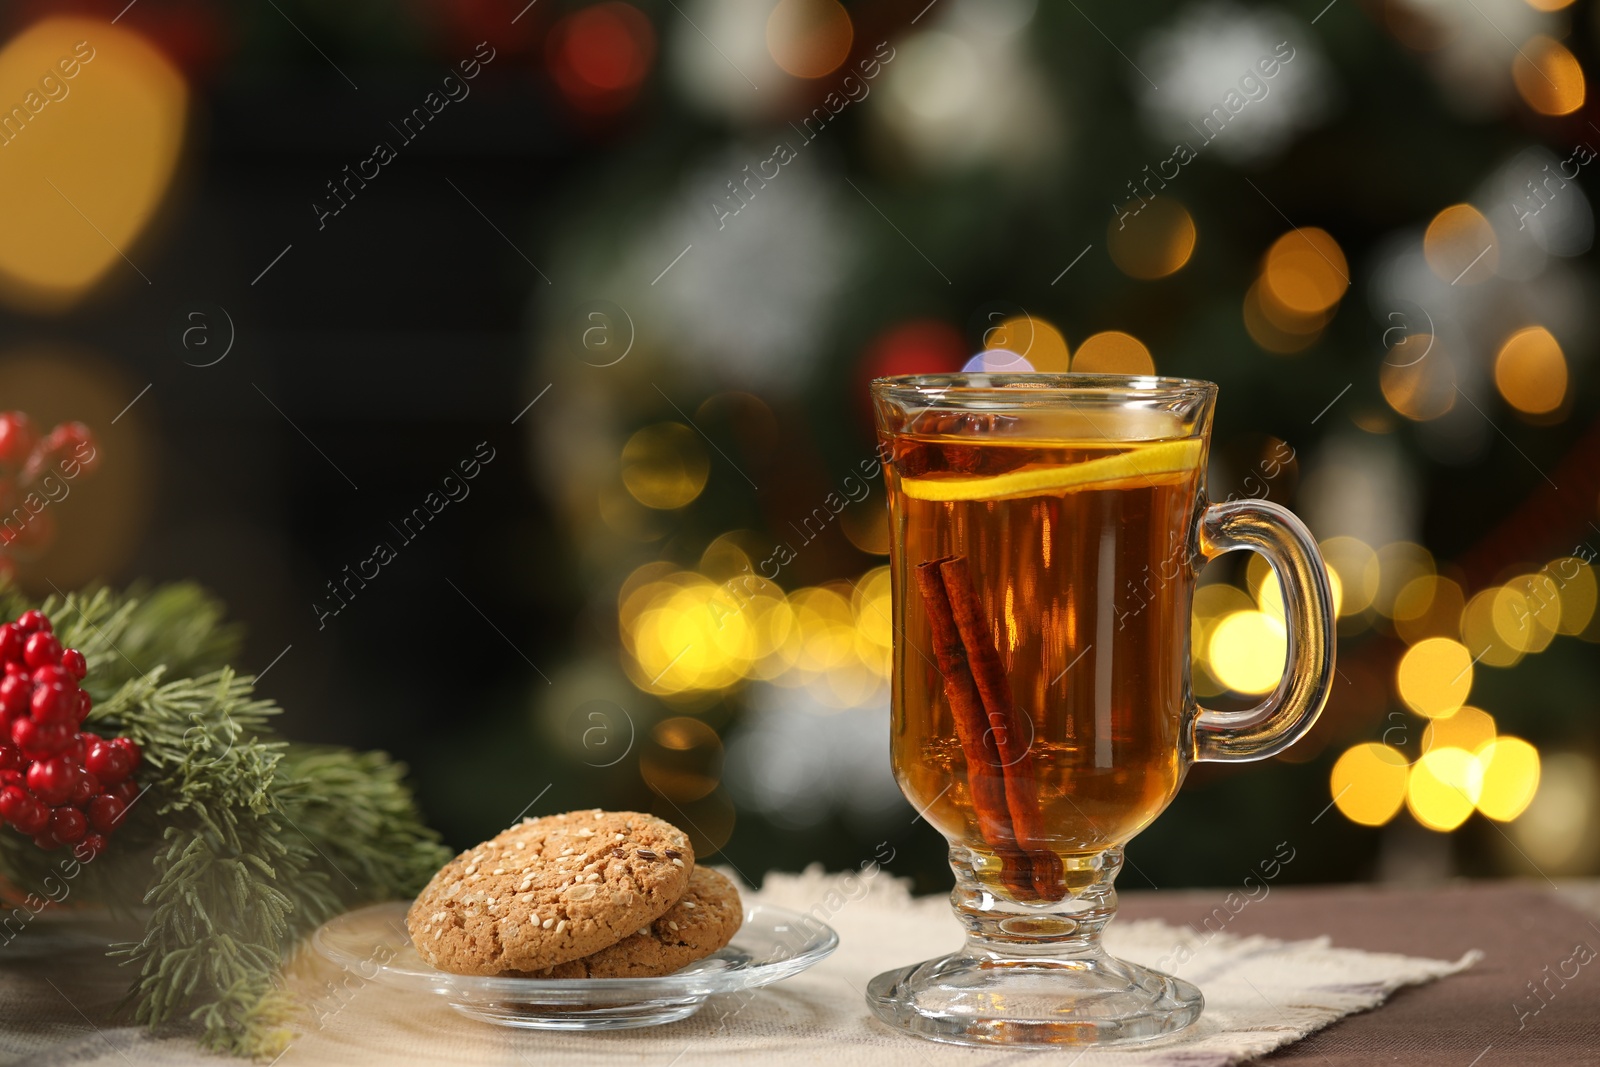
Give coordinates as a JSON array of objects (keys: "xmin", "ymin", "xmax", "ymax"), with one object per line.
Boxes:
[{"xmin": 870, "ymin": 372, "xmax": 1218, "ymax": 405}]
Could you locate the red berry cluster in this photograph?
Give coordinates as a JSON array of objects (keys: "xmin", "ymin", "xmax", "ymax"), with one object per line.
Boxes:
[
  {"xmin": 0, "ymin": 610, "xmax": 139, "ymax": 857},
  {"xmin": 0, "ymin": 411, "xmax": 100, "ymax": 572}
]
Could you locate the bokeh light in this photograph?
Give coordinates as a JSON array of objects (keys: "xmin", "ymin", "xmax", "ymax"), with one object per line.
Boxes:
[
  {"xmin": 621, "ymin": 422, "xmax": 710, "ymax": 509},
  {"xmin": 1380, "ymin": 334, "xmax": 1455, "ymax": 421},
  {"xmin": 1376, "ymin": 542, "xmax": 1435, "ymax": 617},
  {"xmin": 1107, "ymin": 198, "xmax": 1197, "ymax": 280},
  {"xmin": 962, "ymin": 348, "xmax": 1032, "ymax": 373},
  {"xmin": 1550, "ymin": 557, "xmax": 1597, "ymax": 634},
  {"xmin": 1330, "ymin": 743, "xmax": 1410, "ymax": 826},
  {"xmin": 766, "ymin": 0, "xmax": 853, "ymax": 79},
  {"xmin": 640, "ymin": 716, "xmax": 723, "ymax": 802},
  {"xmin": 1207, "ymin": 610, "xmax": 1286, "ymax": 694},
  {"xmin": 547, "ymin": 3, "xmax": 656, "ymax": 113},
  {"xmin": 1493, "ymin": 326, "xmax": 1567, "ymax": 416},
  {"xmin": 1320, "ymin": 536, "xmax": 1380, "ymax": 617},
  {"xmin": 1512, "ymin": 36, "xmax": 1585, "ymax": 116},
  {"xmin": 0, "ymin": 18, "xmax": 187, "ymax": 311},
  {"xmin": 984, "ymin": 315, "xmax": 1070, "ymax": 372},
  {"xmin": 1072, "ymin": 331, "xmax": 1155, "ymax": 375},
  {"xmin": 1475, "ymin": 737, "xmax": 1540, "ymax": 821},
  {"xmin": 1460, "ymin": 586, "xmax": 1528, "ymax": 667},
  {"xmin": 1422, "ymin": 204, "xmax": 1498, "ymax": 285},
  {"xmin": 1261, "ymin": 227, "xmax": 1348, "ymax": 315},
  {"xmin": 1407, "ymin": 748, "xmax": 1482, "ymax": 831},
  {"xmin": 1511, "ymin": 752, "xmax": 1598, "ymax": 869},
  {"xmin": 1396, "ymin": 637, "xmax": 1473, "ymax": 718},
  {"xmin": 1242, "ymin": 280, "xmax": 1325, "ymax": 354},
  {"xmin": 1393, "ymin": 574, "xmax": 1466, "ymax": 644},
  {"xmin": 1421, "ymin": 705, "xmax": 1496, "ymax": 755}
]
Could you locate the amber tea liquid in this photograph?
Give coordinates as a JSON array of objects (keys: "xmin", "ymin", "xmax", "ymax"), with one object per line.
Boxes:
[{"xmin": 884, "ymin": 422, "xmax": 1204, "ymax": 892}]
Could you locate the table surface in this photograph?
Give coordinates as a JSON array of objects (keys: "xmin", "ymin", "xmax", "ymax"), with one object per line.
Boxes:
[
  {"xmin": 1120, "ymin": 880, "xmax": 1600, "ymax": 1066},
  {"xmin": 3, "ymin": 879, "xmax": 1596, "ymax": 1065}
]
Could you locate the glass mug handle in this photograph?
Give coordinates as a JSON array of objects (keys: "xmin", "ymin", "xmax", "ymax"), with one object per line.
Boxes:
[{"xmin": 1189, "ymin": 498, "xmax": 1337, "ymax": 763}]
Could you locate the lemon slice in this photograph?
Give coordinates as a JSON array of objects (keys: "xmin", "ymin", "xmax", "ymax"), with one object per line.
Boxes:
[{"xmin": 901, "ymin": 438, "xmax": 1203, "ymax": 502}]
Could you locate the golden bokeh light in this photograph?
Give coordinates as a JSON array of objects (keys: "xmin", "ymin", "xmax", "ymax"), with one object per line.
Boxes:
[
  {"xmin": 1460, "ymin": 587, "xmax": 1527, "ymax": 668},
  {"xmin": 1320, "ymin": 537, "xmax": 1380, "ymax": 616},
  {"xmin": 1550, "ymin": 557, "xmax": 1597, "ymax": 635},
  {"xmin": 1475, "ymin": 737, "xmax": 1540, "ymax": 822},
  {"xmin": 1396, "ymin": 637, "xmax": 1473, "ymax": 718},
  {"xmin": 767, "ymin": 0, "xmax": 853, "ymax": 79},
  {"xmin": 640, "ymin": 716, "xmax": 723, "ymax": 801},
  {"xmin": 1208, "ymin": 610, "xmax": 1286, "ymax": 694},
  {"xmin": 1376, "ymin": 542, "xmax": 1435, "ymax": 617},
  {"xmin": 1421, "ymin": 705, "xmax": 1496, "ymax": 756},
  {"xmin": 984, "ymin": 315, "xmax": 1070, "ymax": 371},
  {"xmin": 1331, "ymin": 743, "xmax": 1410, "ymax": 826},
  {"xmin": 1408, "ymin": 748, "xmax": 1482, "ymax": 831},
  {"xmin": 1513, "ymin": 35, "xmax": 1585, "ymax": 116},
  {"xmin": 1242, "ymin": 280, "xmax": 1325, "ymax": 354},
  {"xmin": 1072, "ymin": 331, "xmax": 1155, "ymax": 375},
  {"xmin": 1422, "ymin": 204, "xmax": 1498, "ymax": 285},
  {"xmin": 1261, "ymin": 227, "xmax": 1348, "ymax": 315},
  {"xmin": 1380, "ymin": 334, "xmax": 1455, "ymax": 421},
  {"xmin": 0, "ymin": 18, "xmax": 186, "ymax": 311},
  {"xmin": 1524, "ymin": 0, "xmax": 1576, "ymax": 10},
  {"xmin": 1503, "ymin": 571, "xmax": 1562, "ymax": 651},
  {"xmin": 1107, "ymin": 198, "xmax": 1197, "ymax": 280},
  {"xmin": 1494, "ymin": 326, "xmax": 1567, "ymax": 416},
  {"xmin": 840, "ymin": 501, "xmax": 889, "ymax": 555},
  {"xmin": 1393, "ymin": 574, "xmax": 1466, "ymax": 645},
  {"xmin": 621, "ymin": 422, "xmax": 710, "ymax": 509}
]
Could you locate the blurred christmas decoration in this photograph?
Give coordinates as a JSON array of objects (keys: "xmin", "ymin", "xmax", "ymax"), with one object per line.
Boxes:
[
  {"xmin": 0, "ymin": 412, "xmax": 98, "ymax": 577},
  {"xmin": 498, "ymin": 0, "xmax": 1600, "ymax": 885}
]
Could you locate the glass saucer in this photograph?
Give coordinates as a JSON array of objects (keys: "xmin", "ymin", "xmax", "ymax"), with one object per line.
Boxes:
[{"xmin": 311, "ymin": 901, "xmax": 838, "ymax": 1031}]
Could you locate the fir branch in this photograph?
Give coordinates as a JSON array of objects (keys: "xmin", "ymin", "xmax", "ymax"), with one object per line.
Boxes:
[{"xmin": 0, "ymin": 582, "xmax": 445, "ymax": 1058}]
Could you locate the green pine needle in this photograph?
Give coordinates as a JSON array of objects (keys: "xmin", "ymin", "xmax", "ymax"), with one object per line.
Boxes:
[{"xmin": 0, "ymin": 582, "xmax": 449, "ymax": 1057}]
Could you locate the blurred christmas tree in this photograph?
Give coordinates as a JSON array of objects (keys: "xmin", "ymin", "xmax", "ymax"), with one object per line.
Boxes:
[{"xmin": 389, "ymin": 0, "xmax": 1600, "ymax": 888}]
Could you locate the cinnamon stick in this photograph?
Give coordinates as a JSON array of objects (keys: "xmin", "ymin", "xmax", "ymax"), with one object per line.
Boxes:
[
  {"xmin": 915, "ymin": 557, "xmax": 1034, "ymax": 900},
  {"xmin": 935, "ymin": 556, "xmax": 1066, "ymax": 900}
]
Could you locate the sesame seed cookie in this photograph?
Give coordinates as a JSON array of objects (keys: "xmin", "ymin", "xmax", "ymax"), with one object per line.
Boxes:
[
  {"xmin": 407, "ymin": 809, "xmax": 694, "ymax": 975},
  {"xmin": 529, "ymin": 867, "xmax": 743, "ymax": 979}
]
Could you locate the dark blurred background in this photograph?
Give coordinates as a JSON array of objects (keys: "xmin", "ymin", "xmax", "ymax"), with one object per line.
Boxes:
[{"xmin": 0, "ymin": 0, "xmax": 1596, "ymax": 894}]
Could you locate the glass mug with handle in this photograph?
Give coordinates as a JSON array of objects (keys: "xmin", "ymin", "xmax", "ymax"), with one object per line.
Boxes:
[{"xmin": 867, "ymin": 373, "xmax": 1335, "ymax": 1048}]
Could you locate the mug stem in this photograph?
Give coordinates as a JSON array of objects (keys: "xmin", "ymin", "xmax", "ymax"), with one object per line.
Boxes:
[{"xmin": 866, "ymin": 845, "xmax": 1203, "ymax": 1048}]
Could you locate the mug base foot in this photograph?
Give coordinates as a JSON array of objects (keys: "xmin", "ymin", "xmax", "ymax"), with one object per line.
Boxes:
[{"xmin": 865, "ymin": 950, "xmax": 1203, "ymax": 1049}]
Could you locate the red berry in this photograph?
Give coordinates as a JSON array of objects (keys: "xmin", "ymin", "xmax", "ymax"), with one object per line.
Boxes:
[
  {"xmin": 74, "ymin": 690, "xmax": 91, "ymax": 722},
  {"xmin": 31, "ymin": 665, "xmax": 69, "ymax": 688},
  {"xmin": 0, "ymin": 675, "xmax": 29, "ymax": 720},
  {"xmin": 31, "ymin": 831, "xmax": 60, "ymax": 850},
  {"xmin": 108, "ymin": 780, "xmax": 138, "ymax": 806},
  {"xmin": 23, "ymin": 632, "xmax": 61, "ymax": 669},
  {"xmin": 49, "ymin": 806, "xmax": 85, "ymax": 843},
  {"xmin": 30, "ymin": 684, "xmax": 72, "ymax": 724},
  {"xmin": 59, "ymin": 648, "xmax": 86, "ymax": 680},
  {"xmin": 0, "ymin": 413, "xmax": 36, "ymax": 464},
  {"xmin": 10, "ymin": 795, "xmax": 47, "ymax": 834},
  {"xmin": 1, "ymin": 660, "xmax": 22, "ymax": 677},
  {"xmin": 15, "ymin": 610, "xmax": 49, "ymax": 634},
  {"xmin": 27, "ymin": 719, "xmax": 72, "ymax": 755},
  {"xmin": 0, "ymin": 784, "xmax": 27, "ymax": 821},
  {"xmin": 27, "ymin": 756, "xmax": 74, "ymax": 805},
  {"xmin": 85, "ymin": 741, "xmax": 131, "ymax": 784},
  {"xmin": 74, "ymin": 832, "xmax": 106, "ymax": 860},
  {"xmin": 10, "ymin": 716, "xmax": 37, "ymax": 751},
  {"xmin": 0, "ymin": 624, "xmax": 22, "ymax": 663},
  {"xmin": 0, "ymin": 769, "xmax": 22, "ymax": 789},
  {"xmin": 0, "ymin": 743, "xmax": 19, "ymax": 771},
  {"xmin": 86, "ymin": 793, "xmax": 124, "ymax": 833},
  {"xmin": 111, "ymin": 736, "xmax": 141, "ymax": 773},
  {"xmin": 69, "ymin": 768, "xmax": 98, "ymax": 806}
]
